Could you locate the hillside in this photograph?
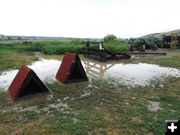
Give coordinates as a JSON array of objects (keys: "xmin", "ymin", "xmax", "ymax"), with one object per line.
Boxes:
[
  {"xmin": 145, "ymin": 29, "xmax": 180, "ymax": 38},
  {"xmin": 0, "ymin": 34, "xmax": 102, "ymax": 41}
]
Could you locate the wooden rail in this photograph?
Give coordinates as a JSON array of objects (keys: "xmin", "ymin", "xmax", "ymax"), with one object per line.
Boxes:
[{"xmin": 125, "ymin": 52, "xmax": 167, "ymax": 55}]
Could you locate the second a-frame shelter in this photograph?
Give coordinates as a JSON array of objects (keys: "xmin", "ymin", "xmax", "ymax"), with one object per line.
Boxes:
[
  {"xmin": 8, "ymin": 65, "xmax": 50, "ymax": 101},
  {"xmin": 56, "ymin": 53, "xmax": 88, "ymax": 84}
]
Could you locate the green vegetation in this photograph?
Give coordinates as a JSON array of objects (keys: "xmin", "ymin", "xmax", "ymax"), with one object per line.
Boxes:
[
  {"xmin": 0, "ymin": 46, "xmax": 38, "ymax": 72},
  {"xmin": 104, "ymin": 34, "xmax": 117, "ymax": 42},
  {"xmin": 42, "ymin": 44, "xmax": 85, "ymax": 55},
  {"xmin": 0, "ymin": 76, "xmax": 179, "ymax": 135},
  {"xmin": 147, "ymin": 53, "xmax": 180, "ymax": 68},
  {"xmin": 104, "ymin": 34, "xmax": 130, "ymax": 52},
  {"xmin": 18, "ymin": 40, "xmax": 86, "ymax": 54},
  {"xmin": 128, "ymin": 33, "xmax": 180, "ymax": 50},
  {"xmin": 0, "ymin": 35, "xmax": 180, "ymax": 135},
  {"xmin": 128, "ymin": 36, "xmax": 163, "ymax": 50},
  {"xmin": 0, "ymin": 34, "xmax": 130, "ymax": 72},
  {"xmin": 0, "ymin": 36, "xmax": 130, "ymax": 56},
  {"xmin": 104, "ymin": 40, "xmax": 130, "ymax": 52}
]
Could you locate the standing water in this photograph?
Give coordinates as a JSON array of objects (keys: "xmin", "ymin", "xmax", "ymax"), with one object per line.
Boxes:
[{"xmin": 0, "ymin": 54, "xmax": 180, "ymax": 90}]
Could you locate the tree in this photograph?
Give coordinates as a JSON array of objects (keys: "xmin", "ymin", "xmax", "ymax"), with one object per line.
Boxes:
[{"xmin": 104, "ymin": 34, "xmax": 117, "ymax": 42}]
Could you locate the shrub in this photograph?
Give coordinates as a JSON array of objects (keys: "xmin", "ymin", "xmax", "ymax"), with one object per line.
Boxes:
[
  {"xmin": 42, "ymin": 44, "xmax": 85, "ymax": 55},
  {"xmin": 104, "ymin": 34, "xmax": 117, "ymax": 42},
  {"xmin": 104, "ymin": 40, "xmax": 129, "ymax": 52},
  {"xmin": 70, "ymin": 39, "xmax": 86, "ymax": 45},
  {"xmin": 128, "ymin": 36, "xmax": 163, "ymax": 50}
]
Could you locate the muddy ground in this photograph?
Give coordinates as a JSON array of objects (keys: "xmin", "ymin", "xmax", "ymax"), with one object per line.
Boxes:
[{"xmin": 0, "ymin": 49, "xmax": 180, "ymax": 135}]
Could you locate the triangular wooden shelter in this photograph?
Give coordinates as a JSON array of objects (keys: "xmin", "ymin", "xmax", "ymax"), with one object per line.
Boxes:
[
  {"xmin": 56, "ymin": 53, "xmax": 88, "ymax": 84},
  {"xmin": 8, "ymin": 65, "xmax": 50, "ymax": 101}
]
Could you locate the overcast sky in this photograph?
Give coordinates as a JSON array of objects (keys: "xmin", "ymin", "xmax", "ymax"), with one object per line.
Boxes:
[{"xmin": 0, "ymin": 0, "xmax": 180, "ymax": 38}]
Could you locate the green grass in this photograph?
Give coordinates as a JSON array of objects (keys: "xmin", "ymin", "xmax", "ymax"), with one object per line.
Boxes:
[
  {"xmin": 0, "ymin": 42, "xmax": 179, "ymax": 135},
  {"xmin": 0, "ymin": 39, "xmax": 130, "ymax": 56},
  {"xmin": 0, "ymin": 49, "xmax": 38, "ymax": 72},
  {"xmin": 147, "ymin": 53, "xmax": 180, "ymax": 68},
  {"xmin": 104, "ymin": 40, "xmax": 130, "ymax": 52},
  {"xmin": 42, "ymin": 44, "xmax": 85, "ymax": 55},
  {"xmin": 0, "ymin": 77, "xmax": 179, "ymax": 135}
]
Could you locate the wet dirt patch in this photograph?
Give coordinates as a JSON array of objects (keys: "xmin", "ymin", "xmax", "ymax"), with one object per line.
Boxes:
[
  {"xmin": 1, "ymin": 54, "xmax": 180, "ymax": 90},
  {"xmin": 147, "ymin": 101, "xmax": 162, "ymax": 112},
  {"xmin": 1, "ymin": 101, "xmax": 71, "ymax": 114},
  {"xmin": 80, "ymin": 91, "xmax": 91, "ymax": 98},
  {"xmin": 0, "ymin": 93, "xmax": 71, "ymax": 114}
]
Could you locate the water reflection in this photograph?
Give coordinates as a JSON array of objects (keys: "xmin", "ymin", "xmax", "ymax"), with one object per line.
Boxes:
[
  {"xmin": 102, "ymin": 63, "xmax": 180, "ymax": 86},
  {"xmin": 84, "ymin": 60, "xmax": 115, "ymax": 78},
  {"xmin": 83, "ymin": 59, "xmax": 180, "ymax": 86},
  {"xmin": 0, "ymin": 54, "xmax": 180, "ymax": 90},
  {"xmin": 0, "ymin": 59, "xmax": 61, "ymax": 90}
]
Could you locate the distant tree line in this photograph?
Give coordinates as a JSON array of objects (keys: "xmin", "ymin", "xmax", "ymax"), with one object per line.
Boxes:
[{"xmin": 128, "ymin": 35, "xmax": 176, "ymax": 50}]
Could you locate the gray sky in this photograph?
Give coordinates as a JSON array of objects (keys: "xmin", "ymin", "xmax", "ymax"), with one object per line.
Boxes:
[{"xmin": 0, "ymin": 0, "xmax": 180, "ymax": 38}]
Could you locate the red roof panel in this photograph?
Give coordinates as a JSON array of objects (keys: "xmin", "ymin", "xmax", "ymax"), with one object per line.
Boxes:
[
  {"xmin": 56, "ymin": 53, "xmax": 76, "ymax": 83},
  {"xmin": 56, "ymin": 53, "xmax": 88, "ymax": 84},
  {"xmin": 8, "ymin": 65, "xmax": 50, "ymax": 101},
  {"xmin": 8, "ymin": 65, "xmax": 31, "ymax": 101}
]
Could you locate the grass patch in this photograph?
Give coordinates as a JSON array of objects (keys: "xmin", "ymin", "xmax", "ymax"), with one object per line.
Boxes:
[
  {"xmin": 104, "ymin": 40, "xmax": 130, "ymax": 52},
  {"xmin": 0, "ymin": 39, "xmax": 130, "ymax": 56},
  {"xmin": 0, "ymin": 77, "xmax": 179, "ymax": 135},
  {"xmin": 42, "ymin": 44, "xmax": 85, "ymax": 55},
  {"xmin": 0, "ymin": 43, "xmax": 180, "ymax": 135},
  {"xmin": 148, "ymin": 53, "xmax": 180, "ymax": 68},
  {"xmin": 0, "ymin": 49, "xmax": 38, "ymax": 72}
]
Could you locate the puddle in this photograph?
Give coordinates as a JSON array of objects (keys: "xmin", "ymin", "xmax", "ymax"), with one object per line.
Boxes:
[
  {"xmin": 0, "ymin": 59, "xmax": 61, "ymax": 90},
  {"xmin": 72, "ymin": 117, "xmax": 79, "ymax": 124},
  {"xmin": 103, "ymin": 63, "xmax": 180, "ymax": 86},
  {"xmin": 80, "ymin": 91, "xmax": 91, "ymax": 98},
  {"xmin": 1, "ymin": 96, "xmax": 71, "ymax": 114},
  {"xmin": 147, "ymin": 101, "xmax": 162, "ymax": 112},
  {"xmin": 0, "ymin": 54, "xmax": 180, "ymax": 90}
]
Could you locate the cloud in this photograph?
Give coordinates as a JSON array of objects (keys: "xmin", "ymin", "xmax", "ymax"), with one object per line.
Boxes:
[{"xmin": 0, "ymin": 0, "xmax": 179, "ymax": 38}]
